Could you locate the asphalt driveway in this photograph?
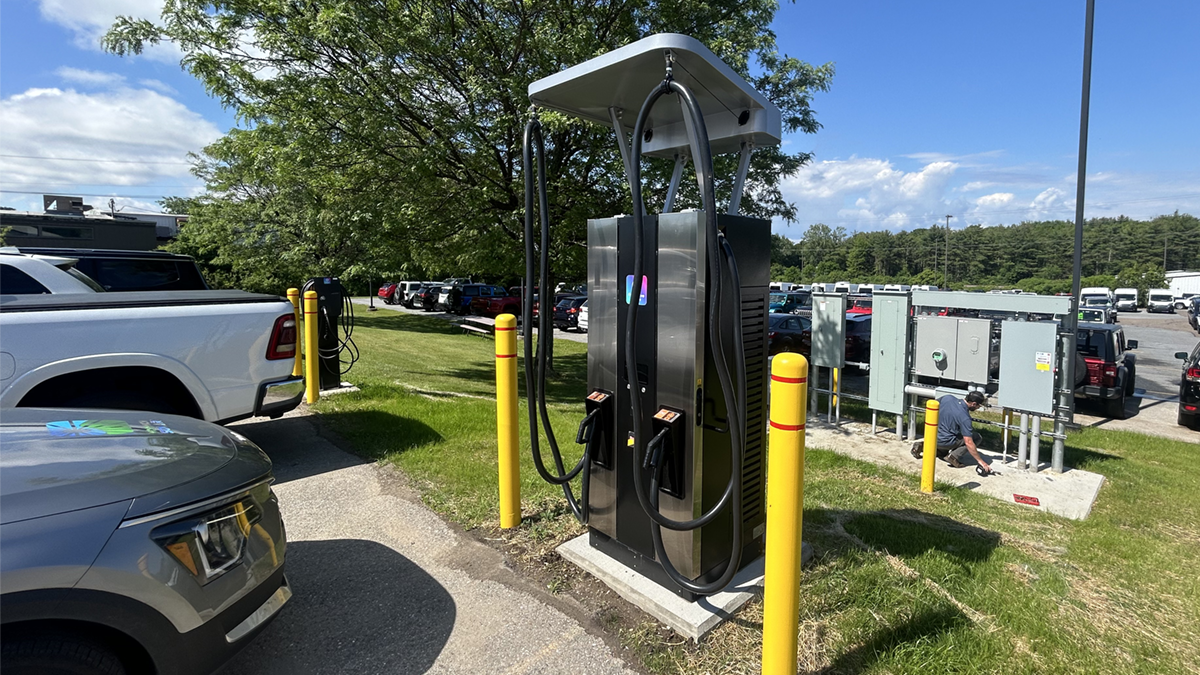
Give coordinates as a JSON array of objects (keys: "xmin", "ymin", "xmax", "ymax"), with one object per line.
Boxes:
[{"xmin": 222, "ymin": 410, "xmax": 637, "ymax": 675}]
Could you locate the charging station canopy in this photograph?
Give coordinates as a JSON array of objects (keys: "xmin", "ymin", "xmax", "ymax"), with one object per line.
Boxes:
[{"xmin": 528, "ymin": 33, "xmax": 782, "ymax": 158}]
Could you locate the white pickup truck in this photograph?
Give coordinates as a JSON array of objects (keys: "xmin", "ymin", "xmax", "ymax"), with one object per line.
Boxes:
[{"xmin": 0, "ymin": 251, "xmax": 303, "ymax": 423}]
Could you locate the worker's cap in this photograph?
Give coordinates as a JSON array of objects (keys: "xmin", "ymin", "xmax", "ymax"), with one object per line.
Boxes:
[{"xmin": 965, "ymin": 391, "xmax": 986, "ymax": 405}]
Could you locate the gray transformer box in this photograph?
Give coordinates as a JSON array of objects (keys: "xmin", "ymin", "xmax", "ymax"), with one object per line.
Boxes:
[
  {"xmin": 998, "ymin": 320, "xmax": 1059, "ymax": 416},
  {"xmin": 869, "ymin": 291, "xmax": 911, "ymax": 414},
  {"xmin": 585, "ymin": 210, "xmax": 769, "ymax": 593},
  {"xmin": 810, "ymin": 293, "xmax": 847, "ymax": 368},
  {"xmin": 913, "ymin": 316, "xmax": 992, "ymax": 384}
]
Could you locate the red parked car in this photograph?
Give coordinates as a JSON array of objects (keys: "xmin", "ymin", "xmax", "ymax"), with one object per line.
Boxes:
[
  {"xmin": 846, "ymin": 296, "xmax": 873, "ymax": 315},
  {"xmin": 378, "ymin": 281, "xmax": 399, "ymax": 303},
  {"xmin": 470, "ymin": 285, "xmax": 521, "ymax": 318}
]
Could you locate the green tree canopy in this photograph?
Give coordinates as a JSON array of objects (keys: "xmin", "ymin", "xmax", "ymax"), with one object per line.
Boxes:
[{"xmin": 105, "ymin": 0, "xmax": 834, "ymax": 293}]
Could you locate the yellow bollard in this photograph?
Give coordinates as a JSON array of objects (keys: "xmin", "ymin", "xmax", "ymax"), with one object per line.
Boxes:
[
  {"xmin": 304, "ymin": 290, "xmax": 319, "ymax": 404},
  {"xmin": 761, "ymin": 353, "xmax": 808, "ymax": 675},
  {"xmin": 921, "ymin": 399, "xmax": 940, "ymax": 493},
  {"xmin": 287, "ymin": 288, "xmax": 302, "ymax": 378},
  {"xmin": 495, "ymin": 314, "xmax": 521, "ymax": 528},
  {"xmin": 832, "ymin": 366, "xmax": 839, "ymax": 408}
]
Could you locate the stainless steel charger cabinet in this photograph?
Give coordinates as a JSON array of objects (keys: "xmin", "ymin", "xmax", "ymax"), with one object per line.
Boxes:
[
  {"xmin": 523, "ymin": 33, "xmax": 782, "ymax": 598},
  {"xmin": 586, "ymin": 211, "xmax": 770, "ymax": 594}
]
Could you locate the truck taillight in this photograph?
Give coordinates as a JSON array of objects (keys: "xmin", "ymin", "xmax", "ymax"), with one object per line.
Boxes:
[{"xmin": 266, "ymin": 314, "xmax": 296, "ymax": 360}]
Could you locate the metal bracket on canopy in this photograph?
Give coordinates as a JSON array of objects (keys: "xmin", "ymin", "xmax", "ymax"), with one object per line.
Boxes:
[
  {"xmin": 727, "ymin": 142, "xmax": 754, "ymax": 215},
  {"xmin": 663, "ymin": 153, "xmax": 687, "ymax": 213},
  {"xmin": 609, "ymin": 106, "xmax": 644, "ymax": 215}
]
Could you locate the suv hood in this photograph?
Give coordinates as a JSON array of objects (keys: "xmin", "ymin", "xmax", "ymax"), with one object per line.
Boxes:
[{"xmin": 0, "ymin": 409, "xmax": 269, "ymax": 524}]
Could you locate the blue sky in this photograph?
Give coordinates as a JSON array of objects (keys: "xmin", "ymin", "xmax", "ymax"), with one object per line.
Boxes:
[{"xmin": 2, "ymin": 0, "xmax": 1197, "ymax": 233}]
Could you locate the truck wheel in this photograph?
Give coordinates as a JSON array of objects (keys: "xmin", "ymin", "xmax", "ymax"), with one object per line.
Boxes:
[
  {"xmin": 2, "ymin": 634, "xmax": 127, "ymax": 675},
  {"xmin": 1105, "ymin": 392, "xmax": 1128, "ymax": 420},
  {"xmin": 62, "ymin": 391, "xmax": 184, "ymax": 416}
]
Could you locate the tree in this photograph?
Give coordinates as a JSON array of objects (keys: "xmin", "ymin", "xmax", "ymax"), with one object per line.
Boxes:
[
  {"xmin": 1115, "ymin": 262, "xmax": 1167, "ymax": 305},
  {"xmin": 105, "ymin": 1, "xmax": 835, "ymax": 292}
]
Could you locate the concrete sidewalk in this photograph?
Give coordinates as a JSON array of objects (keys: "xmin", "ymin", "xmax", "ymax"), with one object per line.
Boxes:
[
  {"xmin": 222, "ymin": 410, "xmax": 637, "ymax": 675},
  {"xmin": 805, "ymin": 420, "xmax": 1106, "ymax": 520}
]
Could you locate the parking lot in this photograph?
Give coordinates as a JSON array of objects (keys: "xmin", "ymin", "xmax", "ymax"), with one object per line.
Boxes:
[
  {"xmin": 1073, "ymin": 310, "xmax": 1198, "ymax": 442},
  {"xmin": 352, "ymin": 298, "xmax": 589, "ymax": 344}
]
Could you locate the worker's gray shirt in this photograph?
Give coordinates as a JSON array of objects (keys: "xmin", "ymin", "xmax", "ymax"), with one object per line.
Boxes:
[{"xmin": 937, "ymin": 395, "xmax": 974, "ymax": 447}]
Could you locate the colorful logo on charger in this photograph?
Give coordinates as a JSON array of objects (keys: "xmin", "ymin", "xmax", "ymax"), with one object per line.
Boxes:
[
  {"xmin": 624, "ymin": 275, "xmax": 648, "ymax": 306},
  {"xmin": 47, "ymin": 419, "xmax": 176, "ymax": 437}
]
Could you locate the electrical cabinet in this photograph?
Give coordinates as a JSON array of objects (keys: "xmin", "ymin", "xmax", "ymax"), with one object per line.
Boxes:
[
  {"xmin": 810, "ymin": 293, "xmax": 846, "ymax": 368},
  {"xmin": 869, "ymin": 291, "xmax": 910, "ymax": 414},
  {"xmin": 913, "ymin": 316, "xmax": 992, "ymax": 384},
  {"xmin": 998, "ymin": 320, "xmax": 1058, "ymax": 416}
]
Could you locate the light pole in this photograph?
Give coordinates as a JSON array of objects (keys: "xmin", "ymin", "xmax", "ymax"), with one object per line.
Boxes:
[
  {"xmin": 1055, "ymin": 0, "xmax": 1096, "ymax": 474},
  {"xmin": 943, "ymin": 214, "xmax": 953, "ymax": 288}
]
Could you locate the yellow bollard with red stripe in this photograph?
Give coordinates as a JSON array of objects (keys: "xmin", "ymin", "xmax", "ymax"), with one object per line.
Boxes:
[
  {"xmin": 303, "ymin": 290, "xmax": 319, "ymax": 404},
  {"xmin": 495, "ymin": 314, "xmax": 521, "ymax": 528},
  {"xmin": 921, "ymin": 399, "xmax": 940, "ymax": 493},
  {"xmin": 287, "ymin": 288, "xmax": 302, "ymax": 378},
  {"xmin": 761, "ymin": 353, "xmax": 809, "ymax": 675}
]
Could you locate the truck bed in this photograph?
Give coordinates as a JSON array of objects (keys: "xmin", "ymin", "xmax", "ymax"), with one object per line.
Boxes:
[{"xmin": 0, "ymin": 290, "xmax": 286, "ymax": 313}]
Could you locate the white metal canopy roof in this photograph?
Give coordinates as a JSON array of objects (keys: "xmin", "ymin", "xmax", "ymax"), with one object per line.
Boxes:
[{"xmin": 528, "ymin": 34, "xmax": 781, "ymax": 158}]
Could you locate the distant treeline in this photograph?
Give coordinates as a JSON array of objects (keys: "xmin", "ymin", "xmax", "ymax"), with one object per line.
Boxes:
[{"xmin": 770, "ymin": 212, "xmax": 1198, "ymax": 296}]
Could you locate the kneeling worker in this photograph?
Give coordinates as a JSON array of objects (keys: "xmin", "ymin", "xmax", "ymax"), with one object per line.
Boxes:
[
  {"xmin": 937, "ymin": 391, "xmax": 992, "ymax": 474},
  {"xmin": 913, "ymin": 391, "xmax": 993, "ymax": 474}
]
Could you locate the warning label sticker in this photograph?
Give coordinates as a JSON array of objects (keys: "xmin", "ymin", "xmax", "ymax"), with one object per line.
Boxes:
[{"xmin": 1035, "ymin": 351, "xmax": 1052, "ymax": 372}]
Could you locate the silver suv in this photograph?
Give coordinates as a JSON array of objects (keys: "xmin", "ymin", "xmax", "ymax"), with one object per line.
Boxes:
[{"xmin": 1, "ymin": 409, "xmax": 289, "ymax": 675}]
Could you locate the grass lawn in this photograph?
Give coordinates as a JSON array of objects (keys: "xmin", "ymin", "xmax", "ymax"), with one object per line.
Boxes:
[{"xmin": 315, "ymin": 309, "xmax": 1200, "ymax": 674}]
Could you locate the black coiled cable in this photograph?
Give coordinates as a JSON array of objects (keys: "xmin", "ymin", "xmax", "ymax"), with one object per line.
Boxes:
[
  {"xmin": 522, "ymin": 118, "xmax": 591, "ymax": 524},
  {"xmin": 625, "ymin": 76, "xmax": 746, "ymax": 595}
]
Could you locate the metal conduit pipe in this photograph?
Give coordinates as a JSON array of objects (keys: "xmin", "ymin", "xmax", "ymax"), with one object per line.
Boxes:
[
  {"xmin": 1017, "ymin": 413, "xmax": 1030, "ymax": 471},
  {"xmin": 1030, "ymin": 416, "xmax": 1042, "ymax": 473}
]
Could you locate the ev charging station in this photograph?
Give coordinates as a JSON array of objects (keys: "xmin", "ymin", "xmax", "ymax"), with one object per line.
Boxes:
[
  {"xmin": 301, "ymin": 277, "xmax": 359, "ymax": 390},
  {"xmin": 520, "ymin": 34, "xmax": 780, "ymax": 599}
]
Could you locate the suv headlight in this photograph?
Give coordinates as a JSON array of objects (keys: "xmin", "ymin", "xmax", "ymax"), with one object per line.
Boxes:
[{"xmin": 152, "ymin": 498, "xmax": 262, "ymax": 583}]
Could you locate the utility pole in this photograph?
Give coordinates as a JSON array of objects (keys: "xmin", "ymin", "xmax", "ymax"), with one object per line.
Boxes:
[
  {"xmin": 943, "ymin": 215, "xmax": 953, "ymax": 288},
  {"xmin": 1056, "ymin": 0, "xmax": 1095, "ymax": 475}
]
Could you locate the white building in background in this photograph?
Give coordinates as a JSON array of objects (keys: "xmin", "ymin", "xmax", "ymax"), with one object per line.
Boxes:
[{"xmin": 1166, "ymin": 270, "xmax": 1200, "ymax": 298}]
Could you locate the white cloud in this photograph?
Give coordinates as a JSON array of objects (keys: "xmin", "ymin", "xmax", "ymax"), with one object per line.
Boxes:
[
  {"xmin": 974, "ymin": 192, "xmax": 1014, "ymax": 207},
  {"xmin": 55, "ymin": 67, "xmax": 126, "ymax": 86},
  {"xmin": 138, "ymin": 78, "xmax": 177, "ymax": 95},
  {"xmin": 956, "ymin": 181, "xmax": 994, "ymax": 192},
  {"xmin": 780, "ymin": 157, "xmax": 960, "ymax": 231},
  {"xmin": 38, "ymin": 0, "xmax": 178, "ymax": 62},
  {"xmin": 774, "ymin": 150, "xmax": 1200, "ymax": 237},
  {"xmin": 1028, "ymin": 187, "xmax": 1067, "ymax": 219},
  {"xmin": 0, "ymin": 85, "xmax": 221, "ymax": 191}
]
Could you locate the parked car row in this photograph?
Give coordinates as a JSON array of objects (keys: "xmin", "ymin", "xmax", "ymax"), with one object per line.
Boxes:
[
  {"xmin": 767, "ymin": 313, "xmax": 872, "ymax": 366},
  {"xmin": 1, "ymin": 248, "xmax": 294, "ymax": 674}
]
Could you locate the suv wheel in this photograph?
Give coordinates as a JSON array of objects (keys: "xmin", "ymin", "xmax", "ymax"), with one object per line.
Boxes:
[
  {"xmin": 1125, "ymin": 366, "xmax": 1136, "ymax": 396},
  {"xmin": 2, "ymin": 634, "xmax": 127, "ymax": 675}
]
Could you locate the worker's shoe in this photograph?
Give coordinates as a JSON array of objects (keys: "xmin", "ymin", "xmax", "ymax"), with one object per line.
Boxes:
[
  {"xmin": 910, "ymin": 441, "xmax": 923, "ymax": 459},
  {"xmin": 946, "ymin": 455, "xmax": 967, "ymax": 469}
]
